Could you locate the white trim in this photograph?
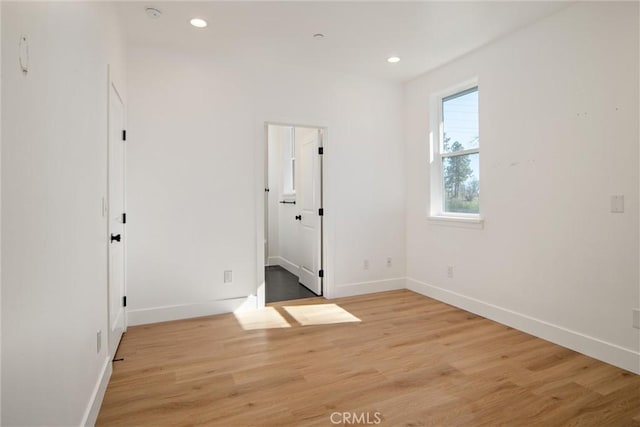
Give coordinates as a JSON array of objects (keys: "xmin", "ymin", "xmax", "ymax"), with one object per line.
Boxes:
[
  {"xmin": 329, "ymin": 278, "xmax": 406, "ymax": 299},
  {"xmin": 266, "ymin": 256, "xmax": 281, "ymax": 267},
  {"xmin": 127, "ymin": 296, "xmax": 257, "ymax": 326},
  {"xmin": 441, "ymin": 147, "xmax": 479, "ymax": 158},
  {"xmin": 406, "ymin": 277, "xmax": 640, "ymax": 374},
  {"xmin": 427, "ymin": 215, "xmax": 484, "ymax": 229},
  {"xmin": 270, "ymin": 255, "xmax": 299, "ymax": 276},
  {"xmin": 81, "ymin": 357, "xmax": 112, "ymax": 427}
]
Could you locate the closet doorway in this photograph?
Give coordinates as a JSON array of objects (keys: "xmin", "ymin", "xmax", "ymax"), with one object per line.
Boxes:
[{"xmin": 265, "ymin": 124, "xmax": 324, "ymax": 303}]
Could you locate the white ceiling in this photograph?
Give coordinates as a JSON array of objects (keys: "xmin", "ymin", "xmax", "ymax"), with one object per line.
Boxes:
[{"xmin": 120, "ymin": 1, "xmax": 571, "ymax": 83}]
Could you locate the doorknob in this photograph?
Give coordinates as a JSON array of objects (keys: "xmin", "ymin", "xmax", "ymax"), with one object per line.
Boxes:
[
  {"xmin": 295, "ymin": 215, "xmax": 302, "ymax": 221},
  {"xmin": 110, "ymin": 234, "xmax": 121, "ymax": 243}
]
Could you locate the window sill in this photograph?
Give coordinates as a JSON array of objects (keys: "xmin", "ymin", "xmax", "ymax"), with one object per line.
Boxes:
[{"xmin": 428, "ymin": 215, "xmax": 484, "ymax": 229}]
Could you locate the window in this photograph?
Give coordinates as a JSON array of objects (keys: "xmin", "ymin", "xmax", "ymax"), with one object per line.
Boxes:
[
  {"xmin": 282, "ymin": 127, "xmax": 295, "ymax": 194},
  {"xmin": 432, "ymin": 85, "xmax": 480, "ymax": 219}
]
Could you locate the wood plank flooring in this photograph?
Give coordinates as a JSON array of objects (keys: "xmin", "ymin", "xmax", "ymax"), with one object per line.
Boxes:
[{"xmin": 97, "ymin": 290, "xmax": 640, "ymax": 426}]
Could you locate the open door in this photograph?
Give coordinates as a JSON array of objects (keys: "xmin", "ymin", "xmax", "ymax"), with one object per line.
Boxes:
[
  {"xmin": 108, "ymin": 81, "xmax": 126, "ymax": 359},
  {"xmin": 295, "ymin": 128, "xmax": 323, "ymax": 295}
]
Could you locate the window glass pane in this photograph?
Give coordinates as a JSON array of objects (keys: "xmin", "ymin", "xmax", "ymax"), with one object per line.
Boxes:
[
  {"xmin": 442, "ymin": 87, "xmax": 478, "ymax": 153},
  {"xmin": 443, "ymin": 153, "xmax": 479, "ymax": 214}
]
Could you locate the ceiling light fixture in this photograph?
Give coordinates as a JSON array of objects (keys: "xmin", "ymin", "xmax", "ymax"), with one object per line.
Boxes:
[
  {"xmin": 145, "ymin": 7, "xmax": 162, "ymax": 19},
  {"xmin": 313, "ymin": 33, "xmax": 325, "ymax": 39},
  {"xmin": 387, "ymin": 56, "xmax": 400, "ymax": 64},
  {"xmin": 190, "ymin": 18, "xmax": 208, "ymax": 28}
]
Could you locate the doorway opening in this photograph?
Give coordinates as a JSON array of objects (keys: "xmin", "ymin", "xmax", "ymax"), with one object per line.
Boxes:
[{"xmin": 265, "ymin": 124, "xmax": 324, "ymax": 303}]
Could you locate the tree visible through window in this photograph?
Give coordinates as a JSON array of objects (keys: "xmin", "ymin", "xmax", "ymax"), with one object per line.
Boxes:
[{"xmin": 441, "ymin": 87, "xmax": 479, "ymax": 214}]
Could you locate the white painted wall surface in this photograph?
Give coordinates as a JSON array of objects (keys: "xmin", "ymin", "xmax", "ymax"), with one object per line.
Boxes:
[
  {"xmin": 405, "ymin": 2, "xmax": 640, "ymax": 373},
  {"xmin": 126, "ymin": 47, "xmax": 406, "ymax": 321},
  {"xmin": 267, "ymin": 125, "xmax": 300, "ymax": 274},
  {"xmin": 267, "ymin": 125, "xmax": 282, "ymax": 265},
  {"xmin": 1, "ymin": 2, "xmax": 126, "ymax": 425}
]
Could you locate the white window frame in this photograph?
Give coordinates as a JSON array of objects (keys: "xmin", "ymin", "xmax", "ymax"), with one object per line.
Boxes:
[
  {"xmin": 282, "ymin": 127, "xmax": 296, "ymax": 197},
  {"xmin": 428, "ymin": 79, "xmax": 483, "ymax": 228}
]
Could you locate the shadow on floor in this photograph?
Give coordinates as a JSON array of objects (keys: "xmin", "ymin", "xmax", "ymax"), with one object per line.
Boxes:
[{"xmin": 265, "ymin": 266, "xmax": 318, "ymax": 303}]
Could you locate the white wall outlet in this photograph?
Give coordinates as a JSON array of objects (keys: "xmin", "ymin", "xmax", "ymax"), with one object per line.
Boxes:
[
  {"xmin": 363, "ymin": 260, "xmax": 369, "ymax": 270},
  {"xmin": 386, "ymin": 257, "xmax": 392, "ymax": 267},
  {"xmin": 96, "ymin": 330, "xmax": 102, "ymax": 353},
  {"xmin": 224, "ymin": 270, "xmax": 233, "ymax": 283},
  {"xmin": 447, "ymin": 266, "xmax": 454, "ymax": 278},
  {"xmin": 611, "ymin": 195, "xmax": 624, "ymax": 213},
  {"xmin": 633, "ymin": 309, "xmax": 640, "ymax": 329}
]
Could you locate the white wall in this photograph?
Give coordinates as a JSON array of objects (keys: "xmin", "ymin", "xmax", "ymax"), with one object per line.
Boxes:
[
  {"xmin": 266, "ymin": 125, "xmax": 283, "ymax": 265},
  {"xmin": 405, "ymin": 2, "xmax": 640, "ymax": 373},
  {"xmin": 126, "ymin": 46, "xmax": 406, "ymax": 323},
  {"xmin": 267, "ymin": 125, "xmax": 299, "ymax": 274},
  {"xmin": 1, "ymin": 2, "xmax": 126, "ymax": 425}
]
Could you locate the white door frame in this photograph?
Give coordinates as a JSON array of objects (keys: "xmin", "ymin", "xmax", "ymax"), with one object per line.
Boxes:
[{"xmin": 257, "ymin": 120, "xmax": 331, "ymax": 306}]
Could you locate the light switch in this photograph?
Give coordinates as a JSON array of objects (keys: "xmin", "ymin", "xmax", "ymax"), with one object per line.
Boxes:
[
  {"xmin": 224, "ymin": 270, "xmax": 233, "ymax": 283},
  {"xmin": 610, "ymin": 195, "xmax": 624, "ymax": 213}
]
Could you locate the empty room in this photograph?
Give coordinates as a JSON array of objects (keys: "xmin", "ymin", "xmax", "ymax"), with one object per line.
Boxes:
[{"xmin": 1, "ymin": 1, "xmax": 639, "ymax": 426}]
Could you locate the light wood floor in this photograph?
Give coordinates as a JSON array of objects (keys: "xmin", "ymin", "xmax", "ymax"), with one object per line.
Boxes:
[{"xmin": 97, "ymin": 290, "xmax": 640, "ymax": 426}]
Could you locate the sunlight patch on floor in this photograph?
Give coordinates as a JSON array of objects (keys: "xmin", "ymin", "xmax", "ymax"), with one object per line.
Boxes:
[
  {"xmin": 283, "ymin": 304, "xmax": 361, "ymax": 326},
  {"xmin": 233, "ymin": 307, "xmax": 291, "ymax": 330}
]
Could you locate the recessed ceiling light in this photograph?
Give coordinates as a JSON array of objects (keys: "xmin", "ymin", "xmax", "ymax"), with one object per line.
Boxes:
[
  {"xmin": 387, "ymin": 56, "xmax": 400, "ymax": 64},
  {"xmin": 313, "ymin": 33, "xmax": 325, "ymax": 39},
  {"xmin": 190, "ymin": 18, "xmax": 208, "ymax": 28},
  {"xmin": 145, "ymin": 7, "xmax": 162, "ymax": 19}
]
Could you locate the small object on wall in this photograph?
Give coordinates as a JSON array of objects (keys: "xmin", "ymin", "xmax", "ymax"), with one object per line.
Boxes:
[{"xmin": 19, "ymin": 35, "xmax": 29, "ymax": 75}]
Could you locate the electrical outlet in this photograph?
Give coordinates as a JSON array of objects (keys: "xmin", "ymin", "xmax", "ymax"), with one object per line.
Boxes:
[
  {"xmin": 224, "ymin": 270, "xmax": 233, "ymax": 283},
  {"xmin": 386, "ymin": 257, "xmax": 392, "ymax": 267},
  {"xmin": 611, "ymin": 195, "xmax": 624, "ymax": 213},
  {"xmin": 447, "ymin": 266, "xmax": 454, "ymax": 279},
  {"xmin": 96, "ymin": 330, "xmax": 102, "ymax": 353},
  {"xmin": 363, "ymin": 260, "xmax": 369, "ymax": 270},
  {"xmin": 633, "ymin": 309, "xmax": 640, "ymax": 329}
]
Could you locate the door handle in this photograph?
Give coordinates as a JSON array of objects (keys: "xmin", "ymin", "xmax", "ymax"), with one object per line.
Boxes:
[
  {"xmin": 295, "ymin": 215, "xmax": 302, "ymax": 221},
  {"xmin": 110, "ymin": 234, "xmax": 121, "ymax": 243}
]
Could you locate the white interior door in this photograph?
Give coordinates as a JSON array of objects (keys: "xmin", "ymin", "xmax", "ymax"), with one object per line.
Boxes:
[
  {"xmin": 108, "ymin": 82, "xmax": 126, "ymax": 359},
  {"xmin": 295, "ymin": 127, "xmax": 322, "ymax": 294}
]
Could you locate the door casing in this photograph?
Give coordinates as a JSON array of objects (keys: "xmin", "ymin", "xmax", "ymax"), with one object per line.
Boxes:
[{"xmin": 259, "ymin": 121, "xmax": 328, "ymax": 304}]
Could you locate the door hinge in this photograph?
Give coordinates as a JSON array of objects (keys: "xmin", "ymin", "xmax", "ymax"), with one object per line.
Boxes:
[
  {"xmin": 122, "ymin": 213, "xmax": 127, "ymax": 224},
  {"xmin": 318, "ymin": 147, "xmax": 324, "ymax": 155},
  {"xmin": 319, "ymin": 269, "xmax": 324, "ymax": 278},
  {"xmin": 265, "ymin": 188, "xmax": 270, "ymax": 193},
  {"xmin": 123, "ymin": 296, "xmax": 127, "ymax": 307},
  {"xmin": 122, "ymin": 130, "xmax": 127, "ymax": 141},
  {"xmin": 318, "ymin": 208, "xmax": 324, "ymax": 216}
]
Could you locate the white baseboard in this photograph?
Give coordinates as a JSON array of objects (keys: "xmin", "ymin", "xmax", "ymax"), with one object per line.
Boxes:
[
  {"xmin": 331, "ymin": 277, "xmax": 406, "ymax": 299},
  {"xmin": 268, "ymin": 256, "xmax": 299, "ymax": 276},
  {"xmin": 81, "ymin": 356, "xmax": 112, "ymax": 427},
  {"xmin": 127, "ymin": 295, "xmax": 257, "ymax": 326},
  {"xmin": 266, "ymin": 256, "xmax": 280, "ymax": 267},
  {"xmin": 406, "ymin": 277, "xmax": 640, "ymax": 374}
]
